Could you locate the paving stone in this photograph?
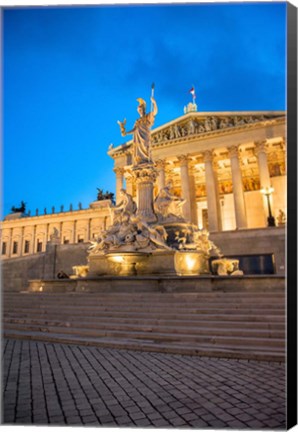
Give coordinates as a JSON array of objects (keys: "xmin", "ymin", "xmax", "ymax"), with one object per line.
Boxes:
[
  {"xmin": 129, "ymin": 411, "xmax": 147, "ymax": 420},
  {"xmin": 98, "ymin": 414, "xmax": 115, "ymax": 424},
  {"xmin": 66, "ymin": 416, "xmax": 82, "ymax": 425},
  {"xmin": 152, "ymin": 418, "xmax": 172, "ymax": 427},
  {"xmin": 189, "ymin": 419, "xmax": 209, "ymax": 427},
  {"xmin": 134, "ymin": 417, "xmax": 152, "ymax": 427},
  {"xmin": 82, "ymin": 414, "xmax": 98, "ymax": 423},
  {"xmin": 181, "ymin": 412, "xmax": 200, "ymax": 421},
  {"xmin": 147, "ymin": 411, "xmax": 163, "ymax": 420},
  {"xmin": 2, "ymin": 339, "xmax": 286, "ymax": 429}
]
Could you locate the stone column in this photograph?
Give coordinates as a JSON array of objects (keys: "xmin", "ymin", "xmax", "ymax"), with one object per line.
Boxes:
[
  {"xmin": 177, "ymin": 155, "xmax": 192, "ymax": 223},
  {"xmin": 59, "ymin": 222, "xmax": 63, "ymax": 243},
  {"xmin": 155, "ymin": 159, "xmax": 166, "ymax": 192},
  {"xmin": 203, "ymin": 151, "xmax": 222, "ymax": 232},
  {"xmin": 7, "ymin": 228, "xmax": 13, "ymax": 258},
  {"xmin": 45, "ymin": 223, "xmax": 49, "ymax": 244},
  {"xmin": 72, "ymin": 220, "xmax": 77, "ymax": 244},
  {"xmin": 132, "ymin": 163, "xmax": 157, "ymax": 223},
  {"xmin": 20, "ymin": 227, "xmax": 25, "ymax": 256},
  {"xmin": 189, "ymin": 166, "xmax": 198, "ymax": 225},
  {"xmin": 212, "ymin": 160, "xmax": 223, "ymax": 232},
  {"xmin": 228, "ymin": 145, "xmax": 247, "ymax": 229},
  {"xmin": 113, "ymin": 167, "xmax": 124, "ymax": 204},
  {"xmin": 31, "ymin": 225, "xmax": 36, "ymax": 254},
  {"xmin": 9, "ymin": 228, "xmax": 15, "ymax": 256},
  {"xmin": 254, "ymin": 141, "xmax": 271, "ymax": 189},
  {"xmin": 254, "ymin": 140, "xmax": 274, "ymax": 224},
  {"xmin": 124, "ymin": 171, "xmax": 133, "ymax": 196},
  {"xmin": 86, "ymin": 219, "xmax": 91, "ymax": 242}
]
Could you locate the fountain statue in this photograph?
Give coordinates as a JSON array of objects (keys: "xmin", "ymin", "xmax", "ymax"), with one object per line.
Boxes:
[
  {"xmin": 154, "ymin": 180, "xmax": 186, "ymax": 222},
  {"xmin": 87, "ymin": 88, "xmax": 242, "ymax": 277}
]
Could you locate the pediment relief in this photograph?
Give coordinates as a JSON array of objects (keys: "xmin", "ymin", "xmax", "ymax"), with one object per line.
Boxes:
[
  {"xmin": 151, "ymin": 114, "xmax": 284, "ymax": 146},
  {"xmin": 110, "ymin": 113, "xmax": 285, "ymax": 159}
]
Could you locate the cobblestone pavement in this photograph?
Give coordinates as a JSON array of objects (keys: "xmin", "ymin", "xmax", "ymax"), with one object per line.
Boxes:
[{"xmin": 2, "ymin": 339, "xmax": 285, "ymax": 429}]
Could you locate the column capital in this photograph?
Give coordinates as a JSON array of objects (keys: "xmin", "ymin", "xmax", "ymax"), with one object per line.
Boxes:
[
  {"xmin": 177, "ymin": 154, "xmax": 189, "ymax": 166},
  {"xmin": 113, "ymin": 167, "xmax": 125, "ymax": 176},
  {"xmin": 254, "ymin": 140, "xmax": 268, "ymax": 156},
  {"xmin": 155, "ymin": 159, "xmax": 166, "ymax": 170},
  {"xmin": 123, "ymin": 169, "xmax": 132, "ymax": 180},
  {"xmin": 132, "ymin": 165, "xmax": 157, "ymax": 184},
  {"xmin": 202, "ymin": 150, "xmax": 214, "ymax": 163},
  {"xmin": 228, "ymin": 145, "xmax": 240, "ymax": 159}
]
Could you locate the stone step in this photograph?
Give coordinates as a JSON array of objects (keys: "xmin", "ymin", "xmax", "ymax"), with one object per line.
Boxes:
[
  {"xmin": 4, "ymin": 308, "xmax": 285, "ymax": 322},
  {"xmin": 3, "ymin": 322, "xmax": 285, "ymax": 348},
  {"xmin": 3, "ymin": 302, "xmax": 285, "ymax": 315},
  {"xmin": 3, "ymin": 297, "xmax": 285, "ymax": 309},
  {"xmin": 3, "ymin": 330, "xmax": 285, "ymax": 362},
  {"xmin": 3, "ymin": 317, "xmax": 285, "ymax": 339},
  {"xmin": 3, "ymin": 291, "xmax": 285, "ymax": 361},
  {"xmin": 3, "ymin": 291, "xmax": 285, "ymax": 302},
  {"xmin": 3, "ymin": 315, "xmax": 285, "ymax": 330},
  {"xmin": 4, "ymin": 290, "xmax": 285, "ymax": 297}
]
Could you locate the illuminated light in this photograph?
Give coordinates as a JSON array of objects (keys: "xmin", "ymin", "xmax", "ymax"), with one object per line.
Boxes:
[
  {"xmin": 39, "ymin": 286, "xmax": 43, "ymax": 292},
  {"xmin": 111, "ymin": 255, "xmax": 125, "ymax": 263},
  {"xmin": 260, "ymin": 186, "xmax": 274, "ymax": 195},
  {"xmin": 185, "ymin": 255, "xmax": 197, "ymax": 271},
  {"xmin": 174, "ymin": 251, "xmax": 210, "ymax": 276}
]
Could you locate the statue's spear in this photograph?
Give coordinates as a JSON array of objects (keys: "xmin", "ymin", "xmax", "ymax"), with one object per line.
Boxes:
[
  {"xmin": 149, "ymin": 83, "xmax": 155, "ymax": 162},
  {"xmin": 150, "ymin": 82, "xmax": 155, "ymax": 112}
]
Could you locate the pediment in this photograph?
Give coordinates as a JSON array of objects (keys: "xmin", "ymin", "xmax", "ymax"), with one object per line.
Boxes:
[{"xmin": 108, "ymin": 111, "xmax": 285, "ymax": 158}]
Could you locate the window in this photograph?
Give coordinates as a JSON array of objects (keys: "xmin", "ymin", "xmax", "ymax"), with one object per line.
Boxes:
[
  {"xmin": 12, "ymin": 241, "xmax": 18, "ymax": 254},
  {"xmin": 36, "ymin": 241, "xmax": 43, "ymax": 252},
  {"xmin": 63, "ymin": 237, "xmax": 70, "ymax": 244},
  {"xmin": 2, "ymin": 242, "xmax": 7, "ymax": 255},
  {"xmin": 24, "ymin": 240, "xmax": 30, "ymax": 254},
  {"xmin": 77, "ymin": 235, "xmax": 84, "ymax": 243}
]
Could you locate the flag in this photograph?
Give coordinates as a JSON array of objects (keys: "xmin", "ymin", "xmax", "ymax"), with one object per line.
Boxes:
[{"xmin": 189, "ymin": 87, "xmax": 196, "ymax": 99}]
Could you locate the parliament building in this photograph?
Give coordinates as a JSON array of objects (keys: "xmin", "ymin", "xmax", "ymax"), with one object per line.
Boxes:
[{"xmin": 1, "ymin": 104, "xmax": 286, "ymax": 263}]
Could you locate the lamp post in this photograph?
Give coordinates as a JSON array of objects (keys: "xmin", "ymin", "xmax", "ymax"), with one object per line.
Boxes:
[{"xmin": 260, "ymin": 187, "xmax": 276, "ymax": 227}]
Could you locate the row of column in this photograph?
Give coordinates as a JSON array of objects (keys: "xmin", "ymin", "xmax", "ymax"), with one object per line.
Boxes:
[{"xmin": 113, "ymin": 140, "xmax": 273, "ymax": 231}]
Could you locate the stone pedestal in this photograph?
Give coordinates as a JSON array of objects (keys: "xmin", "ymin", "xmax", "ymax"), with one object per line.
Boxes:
[
  {"xmin": 132, "ymin": 163, "xmax": 157, "ymax": 223},
  {"xmin": 106, "ymin": 252, "xmax": 150, "ymax": 276},
  {"xmin": 174, "ymin": 250, "xmax": 210, "ymax": 276}
]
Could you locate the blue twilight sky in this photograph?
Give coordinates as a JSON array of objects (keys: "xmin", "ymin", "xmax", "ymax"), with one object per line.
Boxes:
[{"xmin": 2, "ymin": 2, "xmax": 286, "ymax": 217}]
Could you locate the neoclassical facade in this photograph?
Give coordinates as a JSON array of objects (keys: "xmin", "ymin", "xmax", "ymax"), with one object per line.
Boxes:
[
  {"xmin": 109, "ymin": 108, "xmax": 286, "ymax": 232},
  {"xmin": 0, "ymin": 201, "xmax": 112, "ymax": 259},
  {"xmin": 1, "ymin": 107, "xmax": 286, "ymax": 259}
]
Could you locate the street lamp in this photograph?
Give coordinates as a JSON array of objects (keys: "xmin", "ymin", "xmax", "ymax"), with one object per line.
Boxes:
[{"xmin": 260, "ymin": 186, "xmax": 276, "ymax": 227}]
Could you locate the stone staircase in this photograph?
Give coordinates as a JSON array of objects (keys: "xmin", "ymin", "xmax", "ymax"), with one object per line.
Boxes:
[{"xmin": 3, "ymin": 290, "xmax": 285, "ymax": 362}]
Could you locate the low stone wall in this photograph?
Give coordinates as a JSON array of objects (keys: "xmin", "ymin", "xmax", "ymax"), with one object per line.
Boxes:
[
  {"xmin": 210, "ymin": 226, "xmax": 285, "ymax": 275},
  {"xmin": 2, "ymin": 242, "xmax": 89, "ymax": 292},
  {"xmin": 2, "ymin": 227, "xmax": 286, "ymax": 292},
  {"xmin": 2, "ymin": 253, "xmax": 46, "ymax": 292},
  {"xmin": 29, "ymin": 275, "xmax": 285, "ymax": 294}
]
